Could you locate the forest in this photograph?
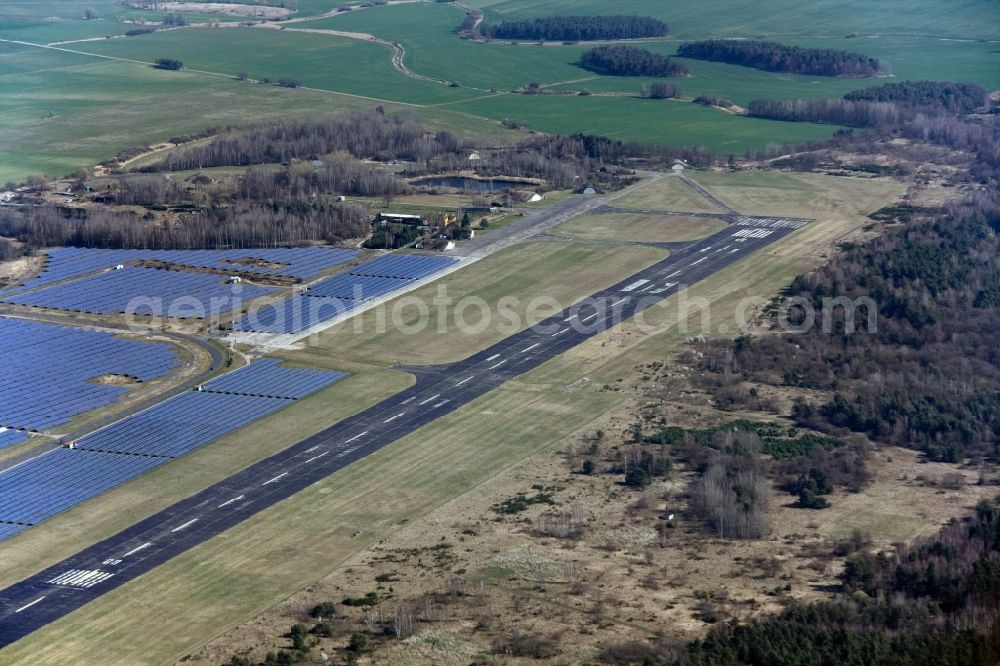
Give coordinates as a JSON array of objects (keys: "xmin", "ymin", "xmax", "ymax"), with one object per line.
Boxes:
[
  {"xmin": 678, "ymin": 499, "xmax": 1000, "ymax": 665},
  {"xmin": 579, "ymin": 45, "xmax": 689, "ymax": 78},
  {"xmin": 843, "ymin": 80, "xmax": 987, "ymax": 114},
  {"xmin": 676, "ymin": 39, "xmax": 889, "ymax": 77},
  {"xmin": 695, "ymin": 190, "xmax": 1000, "ymax": 463},
  {"xmin": 482, "ymin": 15, "xmax": 668, "ymax": 42}
]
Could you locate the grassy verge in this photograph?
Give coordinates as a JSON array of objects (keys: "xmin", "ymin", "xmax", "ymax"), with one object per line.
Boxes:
[{"xmin": 552, "ymin": 212, "xmax": 727, "ymax": 243}]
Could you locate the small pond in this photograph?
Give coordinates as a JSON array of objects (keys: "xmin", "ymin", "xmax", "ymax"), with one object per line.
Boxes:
[{"xmin": 412, "ymin": 176, "xmax": 529, "ymax": 193}]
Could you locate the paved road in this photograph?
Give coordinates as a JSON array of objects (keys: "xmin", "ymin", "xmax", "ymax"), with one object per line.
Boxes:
[{"xmin": 0, "ymin": 214, "xmax": 810, "ymax": 649}]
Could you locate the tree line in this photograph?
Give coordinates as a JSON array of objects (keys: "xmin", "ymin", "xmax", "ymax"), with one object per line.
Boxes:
[
  {"xmin": 482, "ymin": 15, "xmax": 668, "ymax": 42},
  {"xmin": 843, "ymin": 80, "xmax": 987, "ymax": 114},
  {"xmin": 676, "ymin": 39, "xmax": 889, "ymax": 77},
  {"xmin": 579, "ymin": 45, "xmax": 688, "ymax": 77},
  {"xmin": 694, "ymin": 190, "xmax": 1000, "ymax": 463},
  {"xmin": 680, "ymin": 499, "xmax": 1000, "ymax": 665}
]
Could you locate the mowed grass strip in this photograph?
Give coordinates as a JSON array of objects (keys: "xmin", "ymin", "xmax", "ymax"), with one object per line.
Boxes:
[
  {"xmin": 0, "ymin": 384, "xmax": 622, "ymax": 666},
  {"xmin": 306, "ymin": 241, "xmax": 667, "ymax": 366},
  {"xmin": 552, "ymin": 213, "xmax": 727, "ymax": 243},
  {"xmin": 613, "ymin": 174, "xmax": 727, "ymax": 213}
]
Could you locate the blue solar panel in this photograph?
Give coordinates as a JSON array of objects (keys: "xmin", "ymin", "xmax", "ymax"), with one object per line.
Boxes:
[
  {"xmin": 202, "ymin": 358, "xmax": 346, "ymax": 399},
  {"xmin": 3, "ymin": 267, "xmax": 276, "ymax": 317},
  {"xmin": 0, "ymin": 449, "xmax": 166, "ymax": 526},
  {"xmin": 0, "ymin": 356, "xmax": 346, "ymax": 539},
  {"xmin": 0, "ymin": 429, "xmax": 27, "ymax": 450},
  {"xmin": 233, "ymin": 254, "xmax": 458, "ymax": 333},
  {"xmin": 13, "ymin": 246, "xmax": 360, "ymax": 293},
  {"xmin": 0, "ymin": 319, "xmax": 180, "ymax": 431},
  {"xmin": 232, "ymin": 295, "xmax": 359, "ymax": 334}
]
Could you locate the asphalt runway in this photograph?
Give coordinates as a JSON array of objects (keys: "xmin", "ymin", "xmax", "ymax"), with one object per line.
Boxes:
[{"xmin": 0, "ymin": 213, "xmax": 810, "ymax": 648}]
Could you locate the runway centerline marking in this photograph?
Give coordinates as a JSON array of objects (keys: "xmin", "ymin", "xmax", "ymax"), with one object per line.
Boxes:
[
  {"xmin": 488, "ymin": 359, "xmax": 506, "ymax": 369},
  {"xmin": 262, "ymin": 472, "xmax": 288, "ymax": 486},
  {"xmin": 580, "ymin": 312, "xmax": 598, "ymax": 323},
  {"xmin": 418, "ymin": 394, "xmax": 440, "ymax": 406},
  {"xmin": 304, "ymin": 452, "xmax": 329, "ymax": 464},
  {"xmin": 122, "ymin": 542, "xmax": 152, "ymax": 558},
  {"xmin": 455, "ymin": 376, "xmax": 474, "ymax": 386},
  {"xmin": 170, "ymin": 519, "xmax": 198, "ymax": 533},
  {"xmin": 486, "ymin": 353, "xmax": 500, "ymax": 362},
  {"xmin": 14, "ymin": 597, "xmax": 45, "ymax": 613},
  {"xmin": 218, "ymin": 495, "xmax": 245, "ymax": 508},
  {"xmin": 344, "ymin": 431, "xmax": 367, "ymax": 443},
  {"xmin": 520, "ymin": 343, "xmax": 539, "ymax": 353},
  {"xmin": 383, "ymin": 413, "xmax": 404, "ymax": 423}
]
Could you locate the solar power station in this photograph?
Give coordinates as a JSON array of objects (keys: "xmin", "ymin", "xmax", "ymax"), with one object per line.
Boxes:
[
  {"xmin": 0, "ymin": 429, "xmax": 27, "ymax": 451},
  {"xmin": 234, "ymin": 254, "xmax": 458, "ymax": 334},
  {"xmin": 0, "ymin": 359, "xmax": 346, "ymax": 542},
  {"xmin": 2, "ymin": 267, "xmax": 277, "ymax": 317},
  {"xmin": 11, "ymin": 246, "xmax": 360, "ymax": 291},
  {"xmin": 0, "ymin": 318, "xmax": 180, "ymax": 432}
]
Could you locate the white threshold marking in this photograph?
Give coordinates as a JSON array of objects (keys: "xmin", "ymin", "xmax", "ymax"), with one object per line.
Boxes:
[
  {"xmin": 345, "ymin": 431, "xmax": 368, "ymax": 443},
  {"xmin": 455, "ymin": 376, "xmax": 474, "ymax": 386},
  {"xmin": 122, "ymin": 542, "xmax": 152, "ymax": 558},
  {"xmin": 621, "ymin": 279, "xmax": 649, "ymax": 292},
  {"xmin": 488, "ymin": 359, "xmax": 506, "ymax": 369},
  {"xmin": 262, "ymin": 472, "xmax": 289, "ymax": 486},
  {"xmin": 171, "ymin": 519, "xmax": 198, "ymax": 532},
  {"xmin": 102, "ymin": 558, "xmax": 122, "ymax": 566},
  {"xmin": 485, "ymin": 353, "xmax": 500, "ymax": 362},
  {"xmin": 520, "ymin": 343, "xmax": 539, "ymax": 353},
  {"xmin": 14, "ymin": 597, "xmax": 45, "ymax": 613},
  {"xmin": 304, "ymin": 451, "xmax": 329, "ymax": 464},
  {"xmin": 418, "ymin": 394, "xmax": 440, "ymax": 406},
  {"xmin": 383, "ymin": 413, "xmax": 404, "ymax": 423},
  {"xmin": 48, "ymin": 570, "xmax": 114, "ymax": 589},
  {"xmin": 691, "ymin": 257, "xmax": 707, "ymax": 265},
  {"xmin": 218, "ymin": 495, "xmax": 245, "ymax": 508}
]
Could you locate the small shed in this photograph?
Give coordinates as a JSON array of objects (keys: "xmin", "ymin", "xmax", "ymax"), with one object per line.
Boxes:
[
  {"xmin": 583, "ymin": 187, "xmax": 597, "ymax": 195},
  {"xmin": 671, "ymin": 164, "xmax": 685, "ymax": 173}
]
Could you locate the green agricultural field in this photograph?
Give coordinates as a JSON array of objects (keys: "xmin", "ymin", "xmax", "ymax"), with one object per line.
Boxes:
[
  {"xmin": 552, "ymin": 212, "xmax": 727, "ymax": 244},
  {"xmin": 449, "ymin": 94, "xmax": 839, "ymax": 152},
  {"xmin": 76, "ymin": 27, "xmax": 480, "ymax": 105},
  {"xmin": 468, "ymin": 0, "xmax": 999, "ymax": 41}
]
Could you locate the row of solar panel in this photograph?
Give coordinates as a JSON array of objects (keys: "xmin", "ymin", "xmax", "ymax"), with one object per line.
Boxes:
[
  {"xmin": 231, "ymin": 295, "xmax": 359, "ymax": 334},
  {"xmin": 14, "ymin": 246, "xmax": 360, "ymax": 291},
  {"xmin": 0, "ymin": 359, "xmax": 347, "ymax": 536},
  {"xmin": 201, "ymin": 358, "xmax": 347, "ymax": 398},
  {"xmin": 234, "ymin": 254, "xmax": 458, "ymax": 333},
  {"xmin": 0, "ymin": 318, "xmax": 180, "ymax": 431},
  {"xmin": 0, "ymin": 430, "xmax": 27, "ymax": 450},
  {"xmin": 2, "ymin": 267, "xmax": 276, "ymax": 317}
]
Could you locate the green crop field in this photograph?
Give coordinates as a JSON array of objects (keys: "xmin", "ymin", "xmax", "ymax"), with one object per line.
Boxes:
[{"xmin": 0, "ymin": 0, "xmax": 996, "ymax": 181}]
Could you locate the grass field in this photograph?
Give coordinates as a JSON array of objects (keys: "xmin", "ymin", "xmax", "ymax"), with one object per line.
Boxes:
[
  {"xmin": 469, "ymin": 0, "xmax": 999, "ymax": 41},
  {"xmin": 552, "ymin": 213, "xmax": 727, "ymax": 243},
  {"xmin": 309, "ymin": 241, "xmax": 667, "ymax": 366},
  {"xmin": 0, "ymin": 170, "xmax": 910, "ymax": 665},
  {"xmin": 615, "ymin": 175, "xmax": 727, "ymax": 212}
]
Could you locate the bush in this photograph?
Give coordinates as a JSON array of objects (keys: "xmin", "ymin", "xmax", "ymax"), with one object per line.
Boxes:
[{"xmin": 153, "ymin": 58, "xmax": 183, "ymax": 71}]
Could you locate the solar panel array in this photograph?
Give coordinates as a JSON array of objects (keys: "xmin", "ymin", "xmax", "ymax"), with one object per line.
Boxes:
[
  {"xmin": 3, "ymin": 267, "xmax": 275, "ymax": 317},
  {"xmin": 0, "ymin": 449, "xmax": 165, "ymax": 527},
  {"xmin": 15, "ymin": 246, "xmax": 360, "ymax": 291},
  {"xmin": 202, "ymin": 358, "xmax": 346, "ymax": 399},
  {"xmin": 232, "ymin": 295, "xmax": 359, "ymax": 334},
  {"xmin": 0, "ymin": 358, "xmax": 347, "ymax": 539},
  {"xmin": 0, "ymin": 429, "xmax": 27, "ymax": 450},
  {"xmin": 75, "ymin": 391, "xmax": 293, "ymax": 458},
  {"xmin": 0, "ymin": 318, "xmax": 180, "ymax": 431},
  {"xmin": 235, "ymin": 254, "xmax": 458, "ymax": 333}
]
